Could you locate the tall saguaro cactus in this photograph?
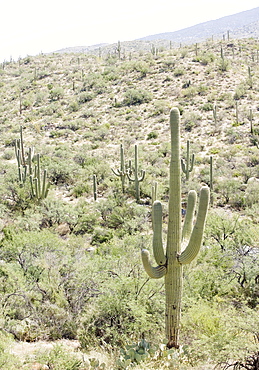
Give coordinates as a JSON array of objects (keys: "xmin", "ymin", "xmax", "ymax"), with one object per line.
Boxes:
[
  {"xmin": 127, "ymin": 144, "xmax": 145, "ymax": 201},
  {"xmin": 141, "ymin": 108, "xmax": 209, "ymax": 349}
]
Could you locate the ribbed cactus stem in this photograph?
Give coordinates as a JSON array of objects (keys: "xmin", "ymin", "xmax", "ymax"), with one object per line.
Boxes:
[
  {"xmin": 141, "ymin": 108, "xmax": 209, "ymax": 349},
  {"xmin": 181, "ymin": 140, "xmax": 194, "ymax": 181}
]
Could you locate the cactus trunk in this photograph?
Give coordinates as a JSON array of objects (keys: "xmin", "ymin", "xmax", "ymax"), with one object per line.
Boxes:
[{"xmin": 165, "ymin": 108, "xmax": 182, "ymax": 348}]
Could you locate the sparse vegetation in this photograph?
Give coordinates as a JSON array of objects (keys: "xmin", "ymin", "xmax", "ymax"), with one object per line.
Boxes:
[{"xmin": 0, "ymin": 36, "xmax": 259, "ymax": 369}]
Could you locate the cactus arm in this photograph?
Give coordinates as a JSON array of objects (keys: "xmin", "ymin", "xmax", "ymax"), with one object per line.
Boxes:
[
  {"xmin": 182, "ymin": 190, "xmax": 197, "ymax": 244},
  {"xmin": 189, "ymin": 153, "xmax": 194, "ymax": 172},
  {"xmin": 141, "ymin": 249, "xmax": 167, "ymax": 278},
  {"xmin": 178, "ymin": 186, "xmax": 209, "ymax": 265},
  {"xmin": 111, "ymin": 168, "xmax": 122, "ymax": 177},
  {"xmin": 153, "ymin": 201, "xmax": 166, "ymax": 265},
  {"xmin": 41, "ymin": 169, "xmax": 47, "ymax": 199},
  {"xmin": 138, "ymin": 169, "xmax": 145, "ymax": 182},
  {"xmin": 36, "ymin": 154, "xmax": 41, "ymax": 195}
]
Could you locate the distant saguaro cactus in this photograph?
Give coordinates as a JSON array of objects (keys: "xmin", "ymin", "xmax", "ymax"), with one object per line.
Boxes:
[
  {"xmin": 141, "ymin": 108, "xmax": 210, "ymax": 348},
  {"xmin": 93, "ymin": 174, "xmax": 97, "ymax": 201},
  {"xmin": 15, "ymin": 126, "xmax": 34, "ymax": 185},
  {"xmin": 15, "ymin": 126, "xmax": 50, "ymax": 201},
  {"xmin": 112, "ymin": 144, "xmax": 128, "ymax": 193},
  {"xmin": 30, "ymin": 154, "xmax": 50, "ymax": 201},
  {"xmin": 127, "ymin": 145, "xmax": 145, "ymax": 201},
  {"xmin": 181, "ymin": 140, "xmax": 194, "ymax": 181}
]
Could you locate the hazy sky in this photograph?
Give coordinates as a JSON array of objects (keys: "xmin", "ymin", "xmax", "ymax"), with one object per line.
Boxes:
[{"xmin": 1, "ymin": 0, "xmax": 258, "ymax": 61}]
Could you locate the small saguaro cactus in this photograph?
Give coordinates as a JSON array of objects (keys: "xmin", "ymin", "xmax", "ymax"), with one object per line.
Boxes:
[
  {"xmin": 213, "ymin": 103, "xmax": 217, "ymax": 125},
  {"xmin": 30, "ymin": 154, "xmax": 50, "ymax": 201},
  {"xmin": 112, "ymin": 144, "xmax": 128, "ymax": 193},
  {"xmin": 127, "ymin": 144, "xmax": 145, "ymax": 201},
  {"xmin": 93, "ymin": 174, "xmax": 97, "ymax": 201},
  {"xmin": 141, "ymin": 108, "xmax": 210, "ymax": 349},
  {"xmin": 249, "ymin": 108, "xmax": 253, "ymax": 134},
  {"xmin": 15, "ymin": 126, "xmax": 34, "ymax": 185},
  {"xmin": 181, "ymin": 140, "xmax": 194, "ymax": 181}
]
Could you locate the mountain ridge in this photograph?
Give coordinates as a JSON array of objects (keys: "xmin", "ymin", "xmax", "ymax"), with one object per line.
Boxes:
[
  {"xmin": 54, "ymin": 6, "xmax": 259, "ymax": 54},
  {"xmin": 137, "ymin": 6, "xmax": 259, "ymax": 44}
]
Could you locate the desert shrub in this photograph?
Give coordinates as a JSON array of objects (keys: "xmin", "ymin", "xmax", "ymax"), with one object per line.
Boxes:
[
  {"xmin": 233, "ymin": 83, "xmax": 247, "ymax": 100},
  {"xmin": 181, "ymin": 302, "xmax": 259, "ymax": 364},
  {"xmin": 47, "ymin": 160, "xmax": 77, "ymax": 185},
  {"xmin": 216, "ymin": 178, "xmax": 244, "ymax": 207},
  {"xmin": 147, "ymin": 131, "xmax": 158, "ymax": 140},
  {"xmin": 123, "ymin": 89, "xmax": 153, "ymax": 106},
  {"xmin": 181, "ymin": 86, "xmax": 198, "ymax": 98},
  {"xmin": 173, "ymin": 68, "xmax": 185, "ymax": 77},
  {"xmin": 193, "ymin": 52, "xmax": 215, "ymax": 65},
  {"xmin": 102, "ymin": 66, "xmax": 120, "ymax": 81},
  {"xmin": 245, "ymin": 179, "xmax": 259, "ymax": 207},
  {"xmin": 78, "ymin": 91, "xmax": 95, "ymax": 104},
  {"xmin": 152, "ymin": 99, "xmax": 170, "ymax": 116},
  {"xmin": 182, "ymin": 111, "xmax": 201, "ymax": 131},
  {"xmin": 0, "ymin": 331, "xmax": 21, "ymax": 369},
  {"xmin": 78, "ymin": 272, "xmax": 163, "ymax": 349},
  {"xmin": 201, "ymin": 102, "xmax": 213, "ymax": 111},
  {"xmin": 68, "ymin": 100, "xmax": 79, "ymax": 112},
  {"xmin": 218, "ymin": 57, "xmax": 230, "ymax": 72},
  {"xmin": 49, "ymin": 87, "xmax": 64, "ymax": 101},
  {"xmin": 82, "ymin": 73, "xmax": 107, "ymax": 94},
  {"xmin": 33, "ymin": 344, "xmax": 83, "ymax": 370}
]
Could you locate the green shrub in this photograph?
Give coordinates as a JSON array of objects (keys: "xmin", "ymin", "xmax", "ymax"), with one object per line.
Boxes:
[
  {"xmin": 147, "ymin": 131, "xmax": 158, "ymax": 140},
  {"xmin": 49, "ymin": 87, "xmax": 64, "ymax": 101},
  {"xmin": 78, "ymin": 91, "xmax": 95, "ymax": 104},
  {"xmin": 123, "ymin": 89, "xmax": 153, "ymax": 106}
]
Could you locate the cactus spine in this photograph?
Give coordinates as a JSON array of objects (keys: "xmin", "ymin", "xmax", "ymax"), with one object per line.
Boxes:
[
  {"xmin": 181, "ymin": 140, "xmax": 194, "ymax": 181},
  {"xmin": 127, "ymin": 145, "xmax": 145, "ymax": 201},
  {"xmin": 141, "ymin": 108, "xmax": 209, "ymax": 348}
]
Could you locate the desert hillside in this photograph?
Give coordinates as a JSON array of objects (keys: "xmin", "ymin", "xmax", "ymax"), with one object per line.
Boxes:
[{"xmin": 0, "ymin": 36, "xmax": 259, "ymax": 369}]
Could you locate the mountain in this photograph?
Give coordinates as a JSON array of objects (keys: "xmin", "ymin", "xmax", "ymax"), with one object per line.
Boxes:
[
  {"xmin": 137, "ymin": 7, "xmax": 259, "ymax": 44},
  {"xmin": 54, "ymin": 7, "xmax": 259, "ymax": 55}
]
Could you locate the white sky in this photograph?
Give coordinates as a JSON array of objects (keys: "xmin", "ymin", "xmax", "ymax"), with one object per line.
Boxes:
[{"xmin": 1, "ymin": 0, "xmax": 258, "ymax": 61}]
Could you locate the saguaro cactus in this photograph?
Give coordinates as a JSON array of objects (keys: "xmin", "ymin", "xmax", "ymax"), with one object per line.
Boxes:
[
  {"xmin": 141, "ymin": 108, "xmax": 209, "ymax": 348},
  {"xmin": 127, "ymin": 144, "xmax": 145, "ymax": 201},
  {"xmin": 93, "ymin": 174, "xmax": 97, "ymax": 201},
  {"xmin": 112, "ymin": 144, "xmax": 128, "ymax": 193},
  {"xmin": 30, "ymin": 154, "xmax": 50, "ymax": 201},
  {"xmin": 15, "ymin": 126, "xmax": 34, "ymax": 185},
  {"xmin": 181, "ymin": 140, "xmax": 194, "ymax": 181}
]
